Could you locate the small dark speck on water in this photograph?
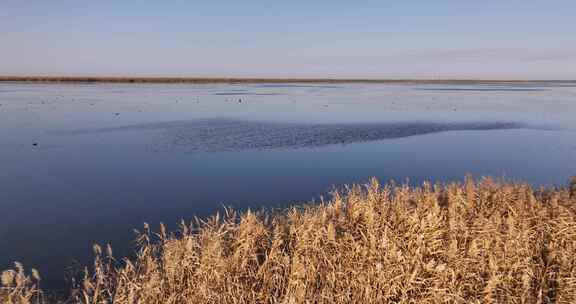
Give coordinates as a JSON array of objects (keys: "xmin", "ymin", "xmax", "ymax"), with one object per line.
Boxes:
[
  {"xmin": 115, "ymin": 113, "xmax": 120, "ymax": 116},
  {"xmin": 32, "ymin": 143, "xmax": 38, "ymax": 146},
  {"xmin": 238, "ymin": 98, "xmax": 242, "ymax": 103}
]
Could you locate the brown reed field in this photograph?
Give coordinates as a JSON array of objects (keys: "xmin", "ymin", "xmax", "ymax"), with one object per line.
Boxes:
[
  {"xmin": 1, "ymin": 76, "xmax": 572, "ymax": 86},
  {"xmin": 2, "ymin": 176, "xmax": 576, "ymax": 303}
]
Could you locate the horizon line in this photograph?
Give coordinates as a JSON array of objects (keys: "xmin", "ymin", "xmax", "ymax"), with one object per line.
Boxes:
[{"xmin": 1, "ymin": 75, "xmax": 575, "ymax": 84}]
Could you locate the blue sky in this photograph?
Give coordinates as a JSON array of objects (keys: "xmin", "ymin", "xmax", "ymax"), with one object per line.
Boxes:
[{"xmin": 2, "ymin": 1, "xmax": 575, "ymax": 79}]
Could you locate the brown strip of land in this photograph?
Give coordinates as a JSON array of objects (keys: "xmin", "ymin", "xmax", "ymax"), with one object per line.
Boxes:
[{"xmin": 0, "ymin": 76, "xmax": 574, "ymax": 84}]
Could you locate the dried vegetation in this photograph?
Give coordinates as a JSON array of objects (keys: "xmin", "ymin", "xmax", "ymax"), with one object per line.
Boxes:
[{"xmin": 3, "ymin": 176, "xmax": 576, "ymax": 303}]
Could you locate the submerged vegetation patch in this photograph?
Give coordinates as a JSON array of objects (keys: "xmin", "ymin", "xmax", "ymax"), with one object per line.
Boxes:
[
  {"xmin": 53, "ymin": 119, "xmax": 525, "ymax": 152},
  {"xmin": 3, "ymin": 176, "xmax": 576, "ymax": 303}
]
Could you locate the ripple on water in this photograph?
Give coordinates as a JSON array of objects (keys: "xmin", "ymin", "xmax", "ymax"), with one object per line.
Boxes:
[{"xmin": 52, "ymin": 119, "xmax": 526, "ymax": 152}]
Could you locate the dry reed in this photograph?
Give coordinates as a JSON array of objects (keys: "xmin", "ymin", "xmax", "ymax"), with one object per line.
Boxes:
[{"xmin": 2, "ymin": 176, "xmax": 576, "ymax": 303}]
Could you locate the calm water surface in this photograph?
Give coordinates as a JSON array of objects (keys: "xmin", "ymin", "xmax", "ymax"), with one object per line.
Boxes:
[{"xmin": 1, "ymin": 82, "xmax": 575, "ymax": 289}]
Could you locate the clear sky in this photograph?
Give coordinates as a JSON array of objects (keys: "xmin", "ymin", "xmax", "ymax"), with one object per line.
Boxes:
[{"xmin": 2, "ymin": 1, "xmax": 575, "ymax": 79}]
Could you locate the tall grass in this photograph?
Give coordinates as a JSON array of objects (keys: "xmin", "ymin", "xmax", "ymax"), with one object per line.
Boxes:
[{"xmin": 3, "ymin": 176, "xmax": 576, "ymax": 303}]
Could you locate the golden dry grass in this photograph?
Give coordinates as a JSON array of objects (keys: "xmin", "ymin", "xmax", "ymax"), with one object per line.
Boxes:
[{"xmin": 3, "ymin": 176, "xmax": 576, "ymax": 303}]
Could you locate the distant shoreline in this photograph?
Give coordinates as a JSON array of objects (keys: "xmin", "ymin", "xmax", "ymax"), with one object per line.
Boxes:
[{"xmin": 0, "ymin": 76, "xmax": 574, "ymax": 84}]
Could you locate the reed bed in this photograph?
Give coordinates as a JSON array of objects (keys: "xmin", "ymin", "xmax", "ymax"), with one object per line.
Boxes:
[
  {"xmin": 3, "ymin": 176, "xmax": 576, "ymax": 303},
  {"xmin": 0, "ymin": 76, "xmax": 568, "ymax": 85}
]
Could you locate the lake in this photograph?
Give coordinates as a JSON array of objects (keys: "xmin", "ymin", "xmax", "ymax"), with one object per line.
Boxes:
[{"xmin": 1, "ymin": 81, "xmax": 575, "ymax": 290}]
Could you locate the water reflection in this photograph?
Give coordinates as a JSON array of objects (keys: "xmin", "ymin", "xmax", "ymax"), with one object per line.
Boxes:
[
  {"xmin": 0, "ymin": 82, "xmax": 575, "ymax": 290},
  {"xmin": 414, "ymin": 88, "xmax": 548, "ymax": 92}
]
